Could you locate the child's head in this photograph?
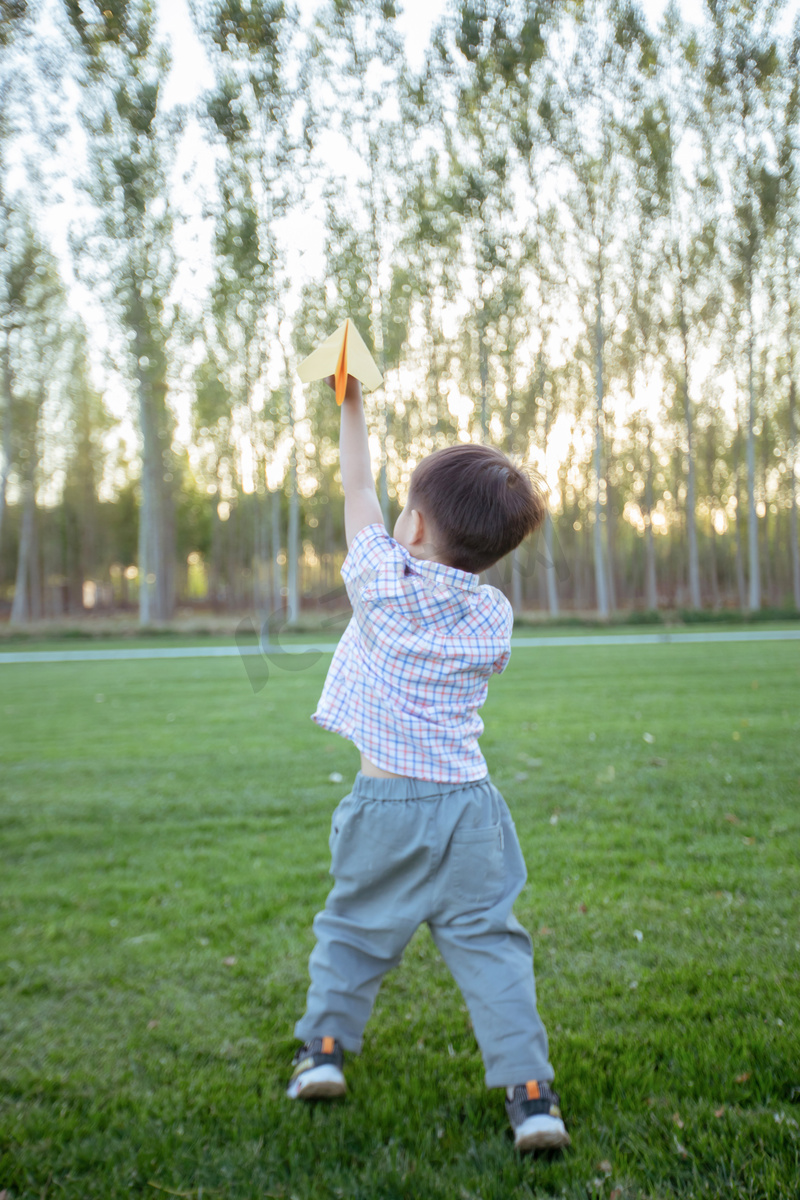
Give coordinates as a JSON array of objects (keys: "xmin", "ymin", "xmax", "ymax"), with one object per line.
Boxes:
[{"xmin": 393, "ymin": 444, "xmax": 546, "ymax": 574}]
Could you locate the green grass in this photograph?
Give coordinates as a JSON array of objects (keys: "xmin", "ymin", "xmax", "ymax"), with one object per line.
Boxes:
[{"xmin": 1, "ymin": 641, "xmax": 799, "ymax": 1199}]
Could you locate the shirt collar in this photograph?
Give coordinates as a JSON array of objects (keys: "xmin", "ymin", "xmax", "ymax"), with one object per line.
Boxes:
[{"xmin": 398, "ymin": 543, "xmax": 480, "ymax": 593}]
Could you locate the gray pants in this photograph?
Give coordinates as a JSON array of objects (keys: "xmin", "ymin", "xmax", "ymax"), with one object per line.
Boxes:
[{"xmin": 295, "ymin": 771, "xmax": 554, "ymax": 1089}]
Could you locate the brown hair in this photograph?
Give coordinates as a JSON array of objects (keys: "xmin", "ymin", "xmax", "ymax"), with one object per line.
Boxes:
[{"xmin": 408, "ymin": 444, "xmax": 547, "ymax": 574}]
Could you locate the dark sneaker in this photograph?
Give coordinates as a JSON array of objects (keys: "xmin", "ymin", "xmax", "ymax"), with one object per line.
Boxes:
[
  {"xmin": 287, "ymin": 1036, "xmax": 346, "ymax": 1100},
  {"xmin": 505, "ymin": 1081, "xmax": 571, "ymax": 1152}
]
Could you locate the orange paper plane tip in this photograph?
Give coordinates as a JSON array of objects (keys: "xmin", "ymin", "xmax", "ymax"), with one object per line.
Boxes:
[
  {"xmin": 334, "ymin": 320, "xmax": 349, "ymax": 406},
  {"xmin": 296, "ymin": 318, "xmax": 383, "ymax": 401}
]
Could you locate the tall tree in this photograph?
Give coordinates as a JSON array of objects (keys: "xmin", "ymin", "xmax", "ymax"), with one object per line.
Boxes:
[
  {"xmin": 704, "ymin": 0, "xmax": 784, "ymax": 611},
  {"xmin": 196, "ymin": 77, "xmax": 269, "ymax": 612},
  {"xmin": 651, "ymin": 2, "xmax": 723, "ymax": 610},
  {"xmin": 292, "ymin": 197, "xmax": 377, "ymax": 526},
  {"xmin": 536, "ymin": 0, "xmax": 657, "ymax": 615},
  {"xmin": 618, "ymin": 49, "xmax": 671, "ymax": 609},
  {"xmin": 443, "ymin": 1, "xmax": 520, "ymax": 444},
  {"xmin": 773, "ymin": 15, "xmax": 800, "ymax": 608},
  {"xmin": 61, "ymin": 322, "xmax": 109, "ymax": 612},
  {"xmin": 502, "ymin": 5, "xmax": 571, "ymax": 615},
  {"xmin": 0, "ymin": 0, "xmax": 33, "ymax": 557},
  {"xmin": 194, "ymin": 0, "xmax": 308, "ymax": 622},
  {"xmin": 8, "ymin": 217, "xmax": 66, "ymax": 624},
  {"xmin": 311, "ymin": 0, "xmax": 409, "ymax": 524},
  {"xmin": 390, "ymin": 143, "xmax": 461, "ymax": 467},
  {"xmin": 64, "ymin": 0, "xmax": 180, "ymax": 623}
]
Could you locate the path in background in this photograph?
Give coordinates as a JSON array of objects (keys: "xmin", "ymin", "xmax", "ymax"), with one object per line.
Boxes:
[{"xmin": 1, "ymin": 628, "xmax": 799, "ymax": 664}]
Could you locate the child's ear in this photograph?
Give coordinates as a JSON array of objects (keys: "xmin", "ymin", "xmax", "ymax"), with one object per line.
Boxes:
[{"xmin": 410, "ymin": 508, "xmax": 425, "ymax": 546}]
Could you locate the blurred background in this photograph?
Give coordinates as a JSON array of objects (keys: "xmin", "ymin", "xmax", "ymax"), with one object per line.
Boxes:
[{"xmin": 1, "ymin": 0, "xmax": 800, "ymax": 628}]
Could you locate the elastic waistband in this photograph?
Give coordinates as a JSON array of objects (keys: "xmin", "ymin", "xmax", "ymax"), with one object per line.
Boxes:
[{"xmin": 351, "ymin": 771, "xmax": 491, "ymax": 802}]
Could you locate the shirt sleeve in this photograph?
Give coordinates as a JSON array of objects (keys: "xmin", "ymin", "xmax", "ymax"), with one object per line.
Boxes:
[
  {"xmin": 340, "ymin": 523, "xmax": 402, "ymax": 596},
  {"xmin": 491, "ymin": 594, "xmax": 514, "ymax": 674}
]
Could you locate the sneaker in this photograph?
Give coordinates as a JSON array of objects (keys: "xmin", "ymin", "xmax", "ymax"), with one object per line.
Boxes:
[
  {"xmin": 287, "ymin": 1036, "xmax": 346, "ymax": 1100},
  {"xmin": 505, "ymin": 1081, "xmax": 571, "ymax": 1152}
]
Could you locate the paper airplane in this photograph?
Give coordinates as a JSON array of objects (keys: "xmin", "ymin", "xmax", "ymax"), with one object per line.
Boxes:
[{"xmin": 297, "ymin": 318, "xmax": 383, "ymax": 405}]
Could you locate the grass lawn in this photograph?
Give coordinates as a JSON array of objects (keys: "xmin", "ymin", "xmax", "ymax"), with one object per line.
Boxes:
[{"xmin": 1, "ymin": 640, "xmax": 799, "ymax": 1199}]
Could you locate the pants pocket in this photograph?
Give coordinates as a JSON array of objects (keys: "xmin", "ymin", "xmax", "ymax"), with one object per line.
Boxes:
[{"xmin": 449, "ymin": 821, "xmax": 505, "ymax": 906}]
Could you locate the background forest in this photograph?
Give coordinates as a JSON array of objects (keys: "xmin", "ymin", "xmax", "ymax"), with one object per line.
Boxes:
[{"xmin": 2, "ymin": 0, "xmax": 800, "ymax": 626}]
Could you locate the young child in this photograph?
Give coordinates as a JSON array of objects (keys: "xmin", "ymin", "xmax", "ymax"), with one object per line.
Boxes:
[{"xmin": 287, "ymin": 373, "xmax": 569, "ymax": 1153}]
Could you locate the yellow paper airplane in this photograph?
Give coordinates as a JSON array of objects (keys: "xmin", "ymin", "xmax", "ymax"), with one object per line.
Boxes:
[{"xmin": 297, "ymin": 318, "xmax": 383, "ymax": 405}]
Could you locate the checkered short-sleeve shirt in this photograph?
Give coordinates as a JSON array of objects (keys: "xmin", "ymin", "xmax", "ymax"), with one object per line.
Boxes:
[{"xmin": 312, "ymin": 523, "xmax": 513, "ymax": 782}]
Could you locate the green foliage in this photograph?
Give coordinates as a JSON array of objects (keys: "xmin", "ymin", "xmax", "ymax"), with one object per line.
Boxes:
[
  {"xmin": 193, "ymin": 0, "xmax": 300, "ymax": 525},
  {"xmin": 0, "ymin": 0, "xmax": 26, "ymax": 47},
  {"xmin": 456, "ymin": 1, "xmax": 484, "ymax": 61},
  {"xmin": 629, "ymin": 99, "xmax": 672, "ymax": 216},
  {"xmin": 204, "ymin": 75, "xmax": 250, "ymax": 145},
  {"xmin": 194, "ymin": 348, "xmax": 230, "ymax": 433},
  {"xmin": 4, "ymin": 214, "xmax": 66, "ymax": 461},
  {"xmin": 381, "ymin": 265, "xmax": 411, "ymax": 370},
  {"xmin": 103, "ymin": 483, "xmax": 137, "ymax": 566},
  {"xmin": 113, "ymin": 78, "xmax": 158, "ymax": 134},
  {"xmin": 5, "ymin": 0, "xmax": 800, "ymax": 620},
  {"xmin": 65, "ymin": 0, "xmax": 179, "ymax": 621},
  {"xmin": 209, "ymin": 0, "xmax": 287, "ymax": 57},
  {"xmin": 613, "ymin": 1, "xmax": 653, "ymax": 63},
  {"xmin": 175, "ymin": 456, "xmax": 213, "ymax": 562},
  {"xmin": 64, "ymin": 0, "xmax": 155, "ymax": 60}
]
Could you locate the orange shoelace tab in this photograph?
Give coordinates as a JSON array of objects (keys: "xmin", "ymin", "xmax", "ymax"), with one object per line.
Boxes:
[
  {"xmin": 526, "ymin": 1081, "xmax": 540, "ymax": 1100},
  {"xmin": 322, "ymin": 1036, "xmax": 335, "ymax": 1055}
]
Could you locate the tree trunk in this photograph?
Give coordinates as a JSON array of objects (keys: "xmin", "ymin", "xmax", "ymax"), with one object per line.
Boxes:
[
  {"xmin": 254, "ymin": 481, "xmax": 270, "ymax": 620},
  {"xmin": 593, "ymin": 271, "xmax": 609, "ymax": 618},
  {"xmin": 270, "ymin": 482, "xmax": 282, "ymax": 614},
  {"xmin": 644, "ymin": 425, "xmax": 657, "ymax": 609},
  {"xmin": 734, "ymin": 430, "xmax": 747, "ymax": 610},
  {"xmin": 137, "ymin": 375, "xmax": 156, "ymax": 625},
  {"xmin": 761, "ymin": 427, "xmax": 774, "ymax": 605},
  {"xmin": 287, "ymin": 441, "xmax": 299, "ymax": 625},
  {"xmin": 252, "ymin": 486, "xmax": 261, "ymax": 616},
  {"xmin": 706, "ymin": 423, "xmax": 720, "ymax": 607},
  {"xmin": 160, "ymin": 461, "xmax": 174, "ymax": 619},
  {"xmin": 0, "ymin": 337, "xmax": 12, "ymax": 555},
  {"xmin": 746, "ymin": 285, "xmax": 760, "ymax": 611},
  {"xmin": 680, "ymin": 309, "xmax": 701, "ymax": 609},
  {"xmin": 211, "ymin": 503, "xmax": 223, "ymax": 612},
  {"xmin": 137, "ymin": 369, "xmax": 174, "ymax": 623},
  {"xmin": 135, "ymin": 310, "xmax": 173, "ymax": 625},
  {"xmin": 709, "ymin": 525, "xmax": 720, "ymax": 609},
  {"xmin": 785, "ymin": 254, "xmax": 800, "ymax": 609},
  {"xmin": 478, "ymin": 310, "xmax": 489, "ymax": 442},
  {"xmin": 544, "ymin": 515, "xmax": 559, "ymax": 616},
  {"xmin": 790, "ymin": 379, "xmax": 800, "ymax": 609},
  {"xmin": 510, "ymin": 545, "xmax": 523, "ymax": 614},
  {"xmin": 10, "ymin": 474, "xmax": 39, "ymax": 624},
  {"xmin": 604, "ymin": 464, "xmax": 617, "ymax": 612},
  {"xmin": 379, "ymin": 399, "xmax": 390, "ymax": 527}
]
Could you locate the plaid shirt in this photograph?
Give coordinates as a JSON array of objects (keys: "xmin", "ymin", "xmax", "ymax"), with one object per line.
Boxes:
[{"xmin": 312, "ymin": 523, "xmax": 513, "ymax": 782}]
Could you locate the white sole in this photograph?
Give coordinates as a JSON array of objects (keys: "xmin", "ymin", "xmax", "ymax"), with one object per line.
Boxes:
[
  {"xmin": 514, "ymin": 1114, "xmax": 571, "ymax": 1152},
  {"xmin": 286, "ymin": 1064, "xmax": 347, "ymax": 1100}
]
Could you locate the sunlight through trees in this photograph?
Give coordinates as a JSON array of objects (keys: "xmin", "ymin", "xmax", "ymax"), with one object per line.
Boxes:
[{"xmin": 1, "ymin": 0, "xmax": 799, "ymax": 623}]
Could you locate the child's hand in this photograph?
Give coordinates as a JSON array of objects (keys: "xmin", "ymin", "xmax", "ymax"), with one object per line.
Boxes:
[{"xmin": 324, "ymin": 373, "xmax": 362, "ymax": 403}]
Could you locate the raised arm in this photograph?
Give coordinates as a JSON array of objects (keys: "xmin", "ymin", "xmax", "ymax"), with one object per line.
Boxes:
[{"xmin": 333, "ymin": 373, "xmax": 384, "ymax": 548}]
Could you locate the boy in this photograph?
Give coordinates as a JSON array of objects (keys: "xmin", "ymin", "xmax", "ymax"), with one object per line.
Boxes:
[{"xmin": 287, "ymin": 373, "xmax": 569, "ymax": 1153}]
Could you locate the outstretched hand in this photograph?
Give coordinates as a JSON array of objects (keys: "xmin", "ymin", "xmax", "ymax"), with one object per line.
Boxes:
[{"xmin": 324, "ymin": 373, "xmax": 362, "ymax": 403}]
